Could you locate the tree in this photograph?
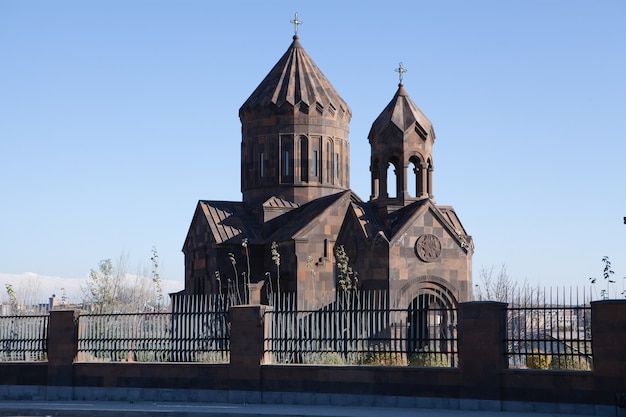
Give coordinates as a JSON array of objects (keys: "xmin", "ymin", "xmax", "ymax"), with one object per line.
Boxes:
[
  {"xmin": 82, "ymin": 258, "xmax": 119, "ymax": 313},
  {"xmin": 150, "ymin": 246, "xmax": 164, "ymax": 308},
  {"xmin": 589, "ymin": 256, "xmax": 618, "ymax": 300},
  {"xmin": 335, "ymin": 245, "xmax": 358, "ymax": 292},
  {"xmin": 82, "ymin": 251, "xmax": 164, "ymax": 313}
]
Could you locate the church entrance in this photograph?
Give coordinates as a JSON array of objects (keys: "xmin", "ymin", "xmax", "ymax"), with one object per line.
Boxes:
[{"xmin": 406, "ymin": 286, "xmax": 457, "ymax": 366}]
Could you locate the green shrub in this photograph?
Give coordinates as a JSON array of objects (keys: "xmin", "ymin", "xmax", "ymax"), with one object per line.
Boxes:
[
  {"xmin": 302, "ymin": 350, "xmax": 344, "ymax": 365},
  {"xmin": 408, "ymin": 346, "xmax": 449, "ymax": 367},
  {"xmin": 194, "ymin": 351, "xmax": 230, "ymax": 363},
  {"xmin": 549, "ymin": 355, "xmax": 591, "ymax": 371},
  {"xmin": 361, "ymin": 351, "xmax": 406, "ymax": 366},
  {"xmin": 525, "ymin": 351, "xmax": 552, "ymax": 369}
]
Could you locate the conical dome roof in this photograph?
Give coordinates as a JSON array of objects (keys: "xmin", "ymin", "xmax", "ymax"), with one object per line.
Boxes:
[
  {"xmin": 369, "ymin": 83, "xmax": 433, "ymax": 141},
  {"xmin": 239, "ymin": 35, "xmax": 351, "ymax": 118}
]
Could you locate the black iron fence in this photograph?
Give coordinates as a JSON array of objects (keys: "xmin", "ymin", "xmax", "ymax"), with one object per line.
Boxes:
[
  {"xmin": 506, "ymin": 287, "xmax": 593, "ymax": 370},
  {"xmin": 0, "ymin": 289, "xmax": 596, "ymax": 369},
  {"xmin": 264, "ymin": 290, "xmax": 458, "ymax": 366},
  {"xmin": 0, "ymin": 314, "xmax": 48, "ymax": 361},
  {"xmin": 76, "ymin": 294, "xmax": 230, "ymax": 363}
]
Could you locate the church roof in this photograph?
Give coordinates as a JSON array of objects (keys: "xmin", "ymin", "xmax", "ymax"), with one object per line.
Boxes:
[
  {"xmin": 265, "ymin": 191, "xmax": 356, "ymax": 242},
  {"xmin": 239, "ymin": 35, "xmax": 351, "ymax": 118},
  {"xmin": 369, "ymin": 83, "xmax": 434, "ymax": 140},
  {"xmin": 196, "ymin": 200, "xmax": 260, "ymax": 245}
]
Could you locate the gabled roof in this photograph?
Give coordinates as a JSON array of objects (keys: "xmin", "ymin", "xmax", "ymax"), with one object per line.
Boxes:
[
  {"xmin": 348, "ymin": 200, "xmax": 388, "ymax": 241},
  {"xmin": 368, "ymin": 83, "xmax": 434, "ymax": 141},
  {"xmin": 262, "ymin": 196, "xmax": 300, "ymax": 209},
  {"xmin": 193, "ymin": 200, "xmax": 260, "ymax": 245},
  {"xmin": 388, "ymin": 199, "xmax": 472, "ymax": 252},
  {"xmin": 239, "ymin": 35, "xmax": 351, "ymax": 118},
  {"xmin": 264, "ymin": 191, "xmax": 356, "ymax": 242},
  {"xmin": 341, "ymin": 198, "xmax": 472, "ymax": 252}
]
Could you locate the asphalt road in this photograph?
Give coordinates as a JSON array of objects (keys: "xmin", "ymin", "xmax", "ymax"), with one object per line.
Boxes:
[{"xmin": 0, "ymin": 400, "xmax": 602, "ymax": 417}]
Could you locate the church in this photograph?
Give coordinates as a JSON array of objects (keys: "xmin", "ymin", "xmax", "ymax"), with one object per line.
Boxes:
[{"xmin": 181, "ymin": 20, "xmax": 474, "ymax": 310}]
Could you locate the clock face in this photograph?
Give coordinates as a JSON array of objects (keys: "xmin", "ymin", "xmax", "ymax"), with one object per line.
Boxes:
[{"xmin": 415, "ymin": 234, "xmax": 441, "ymax": 262}]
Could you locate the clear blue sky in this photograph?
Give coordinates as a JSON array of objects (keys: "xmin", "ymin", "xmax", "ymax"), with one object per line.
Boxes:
[{"xmin": 1, "ymin": 1, "xmax": 625, "ymax": 299}]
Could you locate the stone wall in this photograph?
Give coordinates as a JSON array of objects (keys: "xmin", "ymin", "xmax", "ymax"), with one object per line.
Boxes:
[{"xmin": 0, "ymin": 301, "xmax": 624, "ymax": 416}]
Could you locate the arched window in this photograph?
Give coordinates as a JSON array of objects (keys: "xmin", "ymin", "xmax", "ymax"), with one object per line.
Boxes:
[
  {"xmin": 387, "ymin": 159, "xmax": 398, "ymax": 199},
  {"xmin": 259, "ymin": 152, "xmax": 264, "ymax": 178},
  {"xmin": 409, "ymin": 155, "xmax": 425, "ymax": 198},
  {"xmin": 326, "ymin": 141, "xmax": 332, "ymax": 183},
  {"xmin": 427, "ymin": 158, "xmax": 434, "ymax": 197},
  {"xmin": 371, "ymin": 158, "xmax": 380, "ymax": 199},
  {"xmin": 300, "ymin": 136, "xmax": 308, "ymax": 182}
]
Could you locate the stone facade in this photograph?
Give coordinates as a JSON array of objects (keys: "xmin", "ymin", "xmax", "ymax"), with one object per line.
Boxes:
[{"xmin": 181, "ymin": 32, "xmax": 474, "ymax": 308}]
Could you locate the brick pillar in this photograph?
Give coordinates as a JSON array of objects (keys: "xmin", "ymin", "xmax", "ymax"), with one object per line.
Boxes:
[
  {"xmin": 229, "ymin": 305, "xmax": 271, "ymax": 391},
  {"xmin": 47, "ymin": 309, "xmax": 79, "ymax": 397},
  {"xmin": 458, "ymin": 301, "xmax": 507, "ymax": 401},
  {"xmin": 247, "ymin": 281, "xmax": 266, "ymax": 305},
  {"xmin": 591, "ymin": 300, "xmax": 626, "ymax": 405}
]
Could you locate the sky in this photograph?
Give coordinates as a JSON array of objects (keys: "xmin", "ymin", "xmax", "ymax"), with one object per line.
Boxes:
[{"xmin": 1, "ymin": 0, "xmax": 625, "ymax": 303}]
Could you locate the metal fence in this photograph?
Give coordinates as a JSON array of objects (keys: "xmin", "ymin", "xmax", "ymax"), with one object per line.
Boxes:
[
  {"xmin": 506, "ymin": 287, "xmax": 593, "ymax": 370},
  {"xmin": 77, "ymin": 294, "xmax": 230, "ymax": 363},
  {"xmin": 0, "ymin": 314, "xmax": 49, "ymax": 361},
  {"xmin": 264, "ymin": 290, "xmax": 458, "ymax": 367}
]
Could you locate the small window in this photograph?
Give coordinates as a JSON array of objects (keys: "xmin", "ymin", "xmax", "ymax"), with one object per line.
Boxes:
[
  {"xmin": 260, "ymin": 152, "xmax": 264, "ymax": 177},
  {"xmin": 285, "ymin": 150, "xmax": 289, "ymax": 176},
  {"xmin": 313, "ymin": 150, "xmax": 318, "ymax": 176},
  {"xmin": 335, "ymin": 153, "xmax": 339, "ymax": 179}
]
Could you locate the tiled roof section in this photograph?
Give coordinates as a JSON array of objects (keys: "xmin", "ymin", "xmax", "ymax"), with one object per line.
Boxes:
[
  {"xmin": 264, "ymin": 191, "xmax": 353, "ymax": 242},
  {"xmin": 369, "ymin": 84, "xmax": 434, "ymax": 140},
  {"xmin": 350, "ymin": 201, "xmax": 387, "ymax": 240},
  {"xmin": 239, "ymin": 36, "xmax": 351, "ymax": 119},
  {"xmin": 438, "ymin": 206, "xmax": 468, "ymax": 236},
  {"xmin": 199, "ymin": 201, "xmax": 259, "ymax": 244},
  {"xmin": 388, "ymin": 199, "xmax": 431, "ymax": 237},
  {"xmin": 262, "ymin": 196, "xmax": 300, "ymax": 209}
]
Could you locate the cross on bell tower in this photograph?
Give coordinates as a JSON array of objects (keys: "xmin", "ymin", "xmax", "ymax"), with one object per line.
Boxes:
[{"xmin": 395, "ymin": 62, "xmax": 407, "ymax": 84}]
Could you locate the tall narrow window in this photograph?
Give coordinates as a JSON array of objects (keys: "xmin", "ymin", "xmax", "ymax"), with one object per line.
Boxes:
[
  {"xmin": 300, "ymin": 136, "xmax": 308, "ymax": 182},
  {"xmin": 387, "ymin": 161, "xmax": 397, "ymax": 198},
  {"xmin": 326, "ymin": 143, "xmax": 331, "ymax": 181},
  {"xmin": 260, "ymin": 152, "xmax": 264, "ymax": 178},
  {"xmin": 284, "ymin": 150, "xmax": 289, "ymax": 176},
  {"xmin": 313, "ymin": 150, "xmax": 318, "ymax": 176},
  {"xmin": 335, "ymin": 153, "xmax": 339, "ymax": 179}
]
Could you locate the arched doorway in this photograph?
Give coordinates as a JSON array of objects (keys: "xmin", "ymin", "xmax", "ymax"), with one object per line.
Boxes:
[{"xmin": 404, "ymin": 282, "xmax": 458, "ymax": 366}]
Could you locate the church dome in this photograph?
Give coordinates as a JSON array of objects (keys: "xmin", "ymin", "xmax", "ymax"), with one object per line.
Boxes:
[
  {"xmin": 239, "ymin": 35, "xmax": 351, "ymax": 120},
  {"xmin": 239, "ymin": 35, "xmax": 352, "ymax": 207},
  {"xmin": 369, "ymin": 83, "xmax": 433, "ymax": 141}
]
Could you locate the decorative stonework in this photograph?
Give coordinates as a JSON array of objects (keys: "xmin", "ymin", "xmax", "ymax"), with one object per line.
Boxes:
[{"xmin": 415, "ymin": 234, "xmax": 441, "ymax": 262}]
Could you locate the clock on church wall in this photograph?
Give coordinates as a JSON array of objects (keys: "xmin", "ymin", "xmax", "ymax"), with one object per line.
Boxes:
[{"xmin": 414, "ymin": 234, "xmax": 441, "ymax": 262}]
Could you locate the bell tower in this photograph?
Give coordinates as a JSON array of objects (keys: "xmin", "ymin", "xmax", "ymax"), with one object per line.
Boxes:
[{"xmin": 368, "ymin": 63, "xmax": 435, "ymax": 209}]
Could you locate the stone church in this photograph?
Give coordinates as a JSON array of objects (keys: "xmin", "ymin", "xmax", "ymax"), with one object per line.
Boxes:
[{"xmin": 181, "ymin": 28, "xmax": 474, "ymax": 309}]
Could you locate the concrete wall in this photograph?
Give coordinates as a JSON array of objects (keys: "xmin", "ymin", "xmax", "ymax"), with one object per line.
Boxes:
[{"xmin": 0, "ymin": 301, "xmax": 624, "ymax": 416}]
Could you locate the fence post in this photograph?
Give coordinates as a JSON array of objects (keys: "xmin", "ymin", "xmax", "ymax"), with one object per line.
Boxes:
[
  {"xmin": 591, "ymin": 300, "xmax": 626, "ymax": 406},
  {"xmin": 457, "ymin": 301, "xmax": 507, "ymax": 403},
  {"xmin": 46, "ymin": 309, "xmax": 79, "ymax": 399},
  {"xmin": 229, "ymin": 305, "xmax": 270, "ymax": 392}
]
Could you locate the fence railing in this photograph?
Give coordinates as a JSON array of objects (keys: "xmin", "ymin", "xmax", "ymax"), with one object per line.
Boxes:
[
  {"xmin": 0, "ymin": 314, "xmax": 49, "ymax": 361},
  {"xmin": 264, "ymin": 290, "xmax": 458, "ymax": 367},
  {"xmin": 77, "ymin": 294, "xmax": 230, "ymax": 363},
  {"xmin": 506, "ymin": 287, "xmax": 593, "ymax": 370}
]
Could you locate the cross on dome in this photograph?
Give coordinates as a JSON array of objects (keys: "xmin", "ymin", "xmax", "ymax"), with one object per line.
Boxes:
[
  {"xmin": 395, "ymin": 62, "xmax": 407, "ymax": 84},
  {"xmin": 290, "ymin": 12, "xmax": 303, "ymax": 35}
]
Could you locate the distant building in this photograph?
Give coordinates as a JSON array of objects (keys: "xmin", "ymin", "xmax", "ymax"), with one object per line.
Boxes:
[{"xmin": 180, "ymin": 26, "xmax": 473, "ymax": 310}]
